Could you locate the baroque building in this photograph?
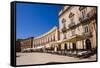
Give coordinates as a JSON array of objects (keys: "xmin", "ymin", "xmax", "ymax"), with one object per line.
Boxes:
[{"xmin": 59, "ymin": 6, "xmax": 97, "ymax": 51}]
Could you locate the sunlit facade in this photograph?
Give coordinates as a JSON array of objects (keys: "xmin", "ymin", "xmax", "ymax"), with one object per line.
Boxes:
[
  {"xmin": 59, "ymin": 6, "xmax": 97, "ymax": 51},
  {"xmin": 32, "ymin": 26, "xmax": 59, "ymax": 52}
]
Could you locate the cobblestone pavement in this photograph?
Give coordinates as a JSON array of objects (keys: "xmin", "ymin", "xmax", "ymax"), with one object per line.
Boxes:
[{"xmin": 16, "ymin": 52, "xmax": 96, "ymax": 65}]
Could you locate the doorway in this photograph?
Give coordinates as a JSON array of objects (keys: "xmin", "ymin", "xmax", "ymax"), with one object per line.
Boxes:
[{"xmin": 85, "ymin": 39, "xmax": 91, "ymax": 50}]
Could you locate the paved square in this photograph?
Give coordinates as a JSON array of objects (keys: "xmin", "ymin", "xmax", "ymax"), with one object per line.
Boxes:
[{"xmin": 16, "ymin": 52, "xmax": 96, "ymax": 65}]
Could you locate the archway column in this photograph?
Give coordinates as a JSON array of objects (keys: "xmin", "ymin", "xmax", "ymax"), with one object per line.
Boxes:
[
  {"xmin": 54, "ymin": 44, "xmax": 58, "ymax": 52},
  {"xmin": 82, "ymin": 40, "xmax": 85, "ymax": 50}
]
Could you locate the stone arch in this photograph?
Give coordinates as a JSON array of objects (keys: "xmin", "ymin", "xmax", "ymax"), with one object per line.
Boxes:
[
  {"xmin": 64, "ymin": 43, "xmax": 67, "ymax": 50},
  {"xmin": 85, "ymin": 39, "xmax": 91, "ymax": 50}
]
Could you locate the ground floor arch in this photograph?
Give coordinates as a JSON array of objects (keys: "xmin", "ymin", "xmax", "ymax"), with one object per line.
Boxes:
[
  {"xmin": 85, "ymin": 39, "xmax": 91, "ymax": 50},
  {"xmin": 64, "ymin": 43, "xmax": 67, "ymax": 50}
]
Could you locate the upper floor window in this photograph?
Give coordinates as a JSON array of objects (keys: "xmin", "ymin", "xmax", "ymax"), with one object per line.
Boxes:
[
  {"xmin": 47, "ymin": 37, "xmax": 49, "ymax": 42},
  {"xmin": 62, "ymin": 18, "xmax": 66, "ymax": 27},
  {"xmin": 69, "ymin": 12, "xmax": 75, "ymax": 18},
  {"xmin": 69, "ymin": 12, "xmax": 75, "ymax": 24},
  {"xmin": 61, "ymin": 18, "xmax": 67, "ymax": 33},
  {"xmin": 83, "ymin": 25, "xmax": 89, "ymax": 33},
  {"xmin": 64, "ymin": 34, "xmax": 67, "ymax": 39},
  {"xmin": 62, "ymin": 18, "xmax": 66, "ymax": 24},
  {"xmin": 82, "ymin": 10, "xmax": 87, "ymax": 19},
  {"xmin": 72, "ymin": 29, "xmax": 75, "ymax": 36},
  {"xmin": 70, "ymin": 17, "xmax": 74, "ymax": 24},
  {"xmin": 53, "ymin": 35, "xmax": 55, "ymax": 41},
  {"xmin": 79, "ymin": 7, "xmax": 87, "ymax": 19}
]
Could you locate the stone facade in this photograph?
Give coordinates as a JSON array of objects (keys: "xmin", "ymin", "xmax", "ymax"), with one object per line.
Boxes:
[
  {"xmin": 16, "ymin": 39, "xmax": 21, "ymax": 52},
  {"xmin": 20, "ymin": 37, "xmax": 34, "ymax": 51},
  {"xmin": 32, "ymin": 26, "xmax": 59, "ymax": 51},
  {"xmin": 59, "ymin": 6, "xmax": 97, "ymax": 51}
]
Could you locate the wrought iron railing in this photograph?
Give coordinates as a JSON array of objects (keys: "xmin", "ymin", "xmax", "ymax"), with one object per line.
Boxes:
[
  {"xmin": 61, "ymin": 26, "xmax": 67, "ymax": 33},
  {"xmin": 68, "ymin": 22, "xmax": 76, "ymax": 29},
  {"xmin": 79, "ymin": 8, "xmax": 96, "ymax": 23}
]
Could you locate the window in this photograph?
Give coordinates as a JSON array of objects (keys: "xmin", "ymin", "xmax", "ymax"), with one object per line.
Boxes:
[
  {"xmin": 69, "ymin": 12, "xmax": 75, "ymax": 24},
  {"xmin": 82, "ymin": 10, "xmax": 86, "ymax": 19},
  {"xmin": 70, "ymin": 17, "xmax": 74, "ymax": 24},
  {"xmin": 47, "ymin": 37, "xmax": 49, "ymax": 42},
  {"xmin": 53, "ymin": 35, "xmax": 55, "ymax": 41},
  {"xmin": 69, "ymin": 12, "xmax": 74, "ymax": 18},
  {"xmin": 62, "ymin": 18, "xmax": 66, "ymax": 26},
  {"xmin": 62, "ymin": 18, "xmax": 66, "ymax": 23},
  {"xmin": 79, "ymin": 7, "xmax": 87, "ymax": 19},
  {"xmin": 64, "ymin": 34, "xmax": 66, "ymax": 39},
  {"xmin": 85, "ymin": 26, "xmax": 88, "ymax": 33},
  {"xmin": 61, "ymin": 18, "xmax": 67, "ymax": 33},
  {"xmin": 72, "ymin": 29, "xmax": 75, "ymax": 36},
  {"xmin": 84, "ymin": 25, "xmax": 89, "ymax": 33},
  {"xmin": 62, "ymin": 18, "xmax": 66, "ymax": 28},
  {"xmin": 50, "ymin": 37, "xmax": 52, "ymax": 42}
]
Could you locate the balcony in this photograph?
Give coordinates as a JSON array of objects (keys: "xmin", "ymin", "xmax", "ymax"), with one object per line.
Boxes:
[
  {"xmin": 79, "ymin": 15, "xmax": 88, "ymax": 24},
  {"xmin": 68, "ymin": 22, "xmax": 76, "ymax": 29},
  {"xmin": 79, "ymin": 8, "xmax": 96, "ymax": 24},
  {"xmin": 61, "ymin": 26, "xmax": 67, "ymax": 33},
  {"xmin": 83, "ymin": 31, "xmax": 92, "ymax": 38}
]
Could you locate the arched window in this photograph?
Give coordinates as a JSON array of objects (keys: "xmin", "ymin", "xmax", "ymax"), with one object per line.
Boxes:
[
  {"xmin": 79, "ymin": 7, "xmax": 87, "ymax": 19},
  {"xmin": 69, "ymin": 12, "xmax": 75, "ymax": 24},
  {"xmin": 83, "ymin": 25, "xmax": 89, "ymax": 33},
  {"xmin": 62, "ymin": 18, "xmax": 66, "ymax": 23}
]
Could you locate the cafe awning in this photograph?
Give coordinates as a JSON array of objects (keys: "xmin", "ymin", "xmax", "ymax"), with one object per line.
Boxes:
[{"xmin": 56, "ymin": 34, "xmax": 85, "ymax": 44}]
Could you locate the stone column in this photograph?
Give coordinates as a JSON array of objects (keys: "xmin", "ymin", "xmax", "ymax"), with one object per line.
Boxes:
[
  {"xmin": 82, "ymin": 40, "xmax": 84, "ymax": 50},
  {"xmin": 54, "ymin": 44, "xmax": 57, "ymax": 52}
]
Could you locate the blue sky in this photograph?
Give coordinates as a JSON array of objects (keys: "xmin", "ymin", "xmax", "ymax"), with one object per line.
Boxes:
[{"xmin": 16, "ymin": 3, "xmax": 63, "ymax": 39}]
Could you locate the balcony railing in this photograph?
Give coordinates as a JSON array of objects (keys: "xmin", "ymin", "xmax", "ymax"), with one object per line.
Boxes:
[
  {"xmin": 83, "ymin": 31, "xmax": 92, "ymax": 37},
  {"xmin": 79, "ymin": 8, "xmax": 96, "ymax": 23},
  {"xmin": 79, "ymin": 15, "xmax": 88, "ymax": 23},
  {"xmin": 68, "ymin": 22, "xmax": 76, "ymax": 29},
  {"xmin": 61, "ymin": 26, "xmax": 67, "ymax": 33}
]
